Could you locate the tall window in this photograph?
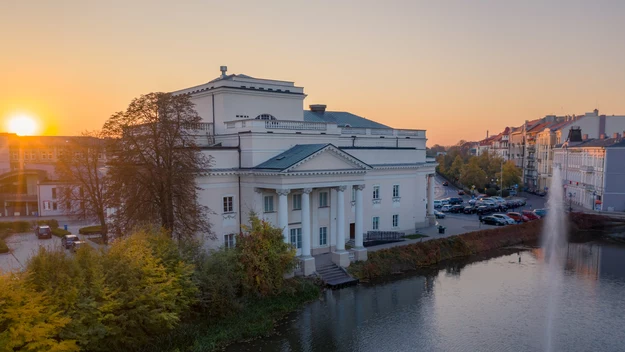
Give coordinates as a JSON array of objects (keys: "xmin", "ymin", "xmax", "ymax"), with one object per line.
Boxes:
[
  {"xmin": 372, "ymin": 216, "xmax": 380, "ymax": 230},
  {"xmin": 53, "ymin": 202, "xmax": 58, "ymax": 211},
  {"xmin": 373, "ymin": 185, "xmax": 380, "ymax": 200},
  {"xmin": 43, "ymin": 201, "xmax": 51, "ymax": 210},
  {"xmin": 264, "ymin": 195, "xmax": 274, "ymax": 212},
  {"xmin": 292, "ymin": 194, "xmax": 302, "ymax": 210},
  {"xmin": 223, "ymin": 196, "xmax": 234, "ymax": 213},
  {"xmin": 51, "ymin": 188, "xmax": 57, "ymax": 200},
  {"xmin": 393, "ymin": 184, "xmax": 400, "ymax": 198},
  {"xmin": 319, "ymin": 227, "xmax": 328, "ymax": 246},
  {"xmin": 319, "ymin": 191, "xmax": 328, "ymax": 207},
  {"xmin": 290, "ymin": 228, "xmax": 302, "ymax": 249},
  {"xmin": 224, "ymin": 234, "xmax": 235, "ymax": 249},
  {"xmin": 352, "ymin": 187, "xmax": 356, "ymax": 202},
  {"xmin": 392, "ymin": 214, "xmax": 399, "ymax": 227}
]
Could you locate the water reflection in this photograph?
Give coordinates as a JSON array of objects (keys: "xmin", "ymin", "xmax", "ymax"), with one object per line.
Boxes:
[{"xmin": 229, "ymin": 243, "xmax": 625, "ymax": 352}]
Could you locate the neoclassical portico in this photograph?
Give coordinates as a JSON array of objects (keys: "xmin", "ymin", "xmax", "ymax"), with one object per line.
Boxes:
[{"xmin": 262, "ymin": 183, "xmax": 367, "ymax": 276}]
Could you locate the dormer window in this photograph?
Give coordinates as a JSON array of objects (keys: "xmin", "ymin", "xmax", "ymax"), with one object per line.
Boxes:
[{"xmin": 255, "ymin": 114, "xmax": 276, "ymax": 120}]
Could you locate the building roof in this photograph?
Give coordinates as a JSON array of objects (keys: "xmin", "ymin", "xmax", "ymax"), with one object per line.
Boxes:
[
  {"xmin": 254, "ymin": 144, "xmax": 330, "ymax": 170},
  {"xmin": 565, "ymin": 137, "xmax": 625, "ymax": 149},
  {"xmin": 304, "ymin": 110, "xmax": 390, "ymax": 129}
]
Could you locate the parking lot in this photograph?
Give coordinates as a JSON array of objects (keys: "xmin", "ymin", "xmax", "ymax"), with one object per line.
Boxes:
[
  {"xmin": 0, "ymin": 222, "xmax": 97, "ymax": 272},
  {"xmin": 432, "ymin": 175, "xmax": 547, "ymax": 233}
]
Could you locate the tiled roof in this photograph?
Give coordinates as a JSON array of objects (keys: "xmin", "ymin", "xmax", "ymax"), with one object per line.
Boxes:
[
  {"xmin": 304, "ymin": 110, "xmax": 390, "ymax": 129},
  {"xmin": 569, "ymin": 138, "xmax": 625, "ymax": 148},
  {"xmin": 254, "ymin": 144, "xmax": 330, "ymax": 170}
]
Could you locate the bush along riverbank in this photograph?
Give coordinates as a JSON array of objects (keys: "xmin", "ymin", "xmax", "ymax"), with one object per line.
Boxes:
[
  {"xmin": 0, "ymin": 215, "xmax": 320, "ymax": 352},
  {"xmin": 349, "ymin": 212, "xmax": 623, "ymax": 281}
]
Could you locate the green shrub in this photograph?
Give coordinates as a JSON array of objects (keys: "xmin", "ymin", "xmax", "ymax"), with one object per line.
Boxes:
[
  {"xmin": 193, "ymin": 248, "xmax": 243, "ymax": 318},
  {"xmin": 485, "ymin": 187, "xmax": 497, "ymax": 196},
  {"xmin": 501, "ymin": 189, "xmax": 510, "ymax": 197},
  {"xmin": 0, "ymin": 238, "xmax": 8, "ymax": 254},
  {"xmin": 79, "ymin": 225, "xmax": 102, "ymax": 234},
  {"xmin": 0, "ymin": 221, "xmax": 31, "ymax": 233},
  {"xmin": 35, "ymin": 219, "xmax": 59, "ymax": 229},
  {"xmin": 51, "ymin": 228, "xmax": 71, "ymax": 238}
]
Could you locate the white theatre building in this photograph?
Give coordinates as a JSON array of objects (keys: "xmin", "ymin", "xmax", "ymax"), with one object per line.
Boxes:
[{"xmin": 175, "ymin": 67, "xmax": 436, "ymax": 275}]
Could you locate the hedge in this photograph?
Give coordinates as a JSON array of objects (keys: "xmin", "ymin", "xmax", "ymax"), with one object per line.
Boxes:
[
  {"xmin": 51, "ymin": 228, "xmax": 71, "ymax": 238},
  {"xmin": 79, "ymin": 225, "xmax": 102, "ymax": 235}
]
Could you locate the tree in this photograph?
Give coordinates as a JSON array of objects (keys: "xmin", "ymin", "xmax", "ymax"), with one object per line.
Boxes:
[
  {"xmin": 459, "ymin": 159, "xmax": 487, "ymax": 191},
  {"xmin": 103, "ymin": 92, "xmax": 212, "ymax": 241},
  {"xmin": 501, "ymin": 160, "xmax": 522, "ymax": 189},
  {"xmin": 56, "ymin": 131, "xmax": 111, "ymax": 243},
  {"xmin": 449, "ymin": 155, "xmax": 464, "ymax": 180}
]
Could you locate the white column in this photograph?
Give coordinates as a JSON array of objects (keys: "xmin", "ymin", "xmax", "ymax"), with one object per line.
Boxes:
[
  {"xmin": 301, "ymin": 188, "xmax": 312, "ymax": 257},
  {"xmin": 336, "ymin": 185, "xmax": 346, "ymax": 251},
  {"xmin": 355, "ymin": 184, "xmax": 365, "ymax": 249},
  {"xmin": 276, "ymin": 189, "xmax": 290, "ymax": 243},
  {"xmin": 427, "ymin": 175, "xmax": 434, "ymax": 216},
  {"xmin": 353, "ymin": 184, "xmax": 367, "ymax": 261}
]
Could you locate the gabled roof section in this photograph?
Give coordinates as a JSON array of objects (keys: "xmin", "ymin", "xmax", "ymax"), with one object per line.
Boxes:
[
  {"xmin": 304, "ymin": 110, "xmax": 390, "ymax": 129},
  {"xmin": 254, "ymin": 144, "xmax": 371, "ymax": 172}
]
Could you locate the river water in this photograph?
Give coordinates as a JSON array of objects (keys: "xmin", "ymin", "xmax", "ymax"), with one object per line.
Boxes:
[{"xmin": 229, "ymin": 243, "xmax": 625, "ymax": 352}]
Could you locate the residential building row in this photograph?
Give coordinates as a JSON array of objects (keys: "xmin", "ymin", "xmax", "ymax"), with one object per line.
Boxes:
[{"xmin": 475, "ymin": 109, "xmax": 625, "ymax": 212}]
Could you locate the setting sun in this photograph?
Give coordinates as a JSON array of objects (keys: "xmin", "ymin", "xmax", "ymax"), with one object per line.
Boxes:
[{"xmin": 7, "ymin": 114, "xmax": 38, "ymax": 136}]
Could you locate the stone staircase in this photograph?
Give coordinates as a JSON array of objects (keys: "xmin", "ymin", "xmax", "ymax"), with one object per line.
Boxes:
[{"xmin": 316, "ymin": 263, "xmax": 359, "ymax": 289}]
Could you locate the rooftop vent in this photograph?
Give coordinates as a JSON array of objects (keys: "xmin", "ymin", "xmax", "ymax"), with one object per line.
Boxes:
[
  {"xmin": 309, "ymin": 104, "xmax": 327, "ymax": 113},
  {"xmin": 220, "ymin": 66, "xmax": 227, "ymax": 78}
]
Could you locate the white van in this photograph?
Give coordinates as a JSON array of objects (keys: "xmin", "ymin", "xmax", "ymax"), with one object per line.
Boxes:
[{"xmin": 434, "ymin": 200, "xmax": 443, "ymax": 208}]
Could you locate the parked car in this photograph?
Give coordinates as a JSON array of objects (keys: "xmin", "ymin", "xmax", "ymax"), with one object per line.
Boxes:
[
  {"xmin": 533, "ymin": 208, "xmax": 548, "ymax": 217},
  {"xmin": 491, "ymin": 213, "xmax": 516, "ymax": 225},
  {"xmin": 522, "ymin": 210, "xmax": 541, "ymax": 221},
  {"xmin": 441, "ymin": 198, "xmax": 450, "ymax": 205},
  {"xmin": 480, "ymin": 215, "xmax": 507, "ymax": 226},
  {"xmin": 476, "ymin": 205, "xmax": 491, "ymax": 215},
  {"xmin": 463, "ymin": 205, "xmax": 476, "ymax": 214},
  {"xmin": 434, "ymin": 210, "xmax": 446, "ymax": 219},
  {"xmin": 62, "ymin": 234, "xmax": 80, "ymax": 249},
  {"xmin": 507, "ymin": 212, "xmax": 529, "ymax": 223},
  {"xmin": 450, "ymin": 204, "xmax": 465, "ymax": 213},
  {"xmin": 441, "ymin": 205, "xmax": 452, "ymax": 212},
  {"xmin": 448, "ymin": 197, "xmax": 464, "ymax": 205},
  {"xmin": 442, "ymin": 181, "xmax": 449, "ymax": 186},
  {"xmin": 35, "ymin": 225, "xmax": 52, "ymax": 239},
  {"xmin": 72, "ymin": 240, "xmax": 87, "ymax": 252},
  {"xmin": 457, "ymin": 190, "xmax": 465, "ymax": 195},
  {"xmin": 433, "ymin": 200, "xmax": 443, "ymax": 209},
  {"xmin": 468, "ymin": 198, "xmax": 477, "ymax": 205}
]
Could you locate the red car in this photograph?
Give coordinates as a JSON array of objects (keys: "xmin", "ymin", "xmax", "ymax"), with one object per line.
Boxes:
[
  {"xmin": 507, "ymin": 212, "xmax": 529, "ymax": 223},
  {"xmin": 522, "ymin": 210, "xmax": 541, "ymax": 221}
]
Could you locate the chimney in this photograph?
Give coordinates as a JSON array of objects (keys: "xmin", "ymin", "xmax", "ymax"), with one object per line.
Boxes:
[
  {"xmin": 309, "ymin": 104, "xmax": 327, "ymax": 113},
  {"xmin": 613, "ymin": 132, "xmax": 621, "ymax": 139},
  {"xmin": 220, "ymin": 66, "xmax": 228, "ymax": 78},
  {"xmin": 600, "ymin": 133, "xmax": 606, "ymax": 139},
  {"xmin": 582, "ymin": 134, "xmax": 588, "ymax": 140},
  {"xmin": 594, "ymin": 108, "xmax": 599, "ymax": 116},
  {"xmin": 486, "ymin": 130, "xmax": 489, "ymax": 138}
]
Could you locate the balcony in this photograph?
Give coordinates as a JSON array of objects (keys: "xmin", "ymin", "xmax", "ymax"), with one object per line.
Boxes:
[
  {"xmin": 341, "ymin": 127, "xmax": 425, "ymax": 138},
  {"xmin": 527, "ymin": 145, "xmax": 536, "ymax": 152},
  {"xmin": 183, "ymin": 122, "xmax": 213, "ymax": 132},
  {"xmin": 580, "ymin": 165, "xmax": 594, "ymax": 173}
]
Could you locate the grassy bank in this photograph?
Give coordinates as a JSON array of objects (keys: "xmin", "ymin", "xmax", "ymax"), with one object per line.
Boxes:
[
  {"xmin": 349, "ymin": 220, "xmax": 543, "ymax": 281},
  {"xmin": 140, "ymin": 278, "xmax": 321, "ymax": 352}
]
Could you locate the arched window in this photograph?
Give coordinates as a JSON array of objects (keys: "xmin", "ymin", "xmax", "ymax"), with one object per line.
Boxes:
[{"xmin": 255, "ymin": 114, "xmax": 276, "ymax": 120}]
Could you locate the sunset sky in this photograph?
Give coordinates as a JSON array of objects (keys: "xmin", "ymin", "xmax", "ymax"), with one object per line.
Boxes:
[{"xmin": 2, "ymin": 0, "xmax": 625, "ymax": 145}]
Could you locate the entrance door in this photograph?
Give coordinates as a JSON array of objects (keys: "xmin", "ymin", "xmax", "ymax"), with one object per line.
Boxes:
[
  {"xmin": 350, "ymin": 223, "xmax": 355, "ymax": 239},
  {"xmin": 290, "ymin": 228, "xmax": 302, "ymax": 255}
]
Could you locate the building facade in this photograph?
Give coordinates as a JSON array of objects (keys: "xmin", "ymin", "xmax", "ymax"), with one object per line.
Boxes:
[
  {"xmin": 175, "ymin": 67, "xmax": 436, "ymax": 274},
  {"xmin": 554, "ymin": 136, "xmax": 625, "ymax": 212}
]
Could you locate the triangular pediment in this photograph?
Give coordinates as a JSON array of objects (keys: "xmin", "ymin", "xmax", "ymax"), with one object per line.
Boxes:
[{"xmin": 285, "ymin": 145, "xmax": 370, "ymax": 172}]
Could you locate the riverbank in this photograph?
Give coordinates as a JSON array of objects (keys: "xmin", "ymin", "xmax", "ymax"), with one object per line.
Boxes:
[
  {"xmin": 139, "ymin": 278, "xmax": 320, "ymax": 352},
  {"xmin": 349, "ymin": 212, "xmax": 625, "ymax": 281}
]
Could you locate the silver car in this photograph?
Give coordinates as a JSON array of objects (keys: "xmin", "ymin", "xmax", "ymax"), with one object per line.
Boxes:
[{"xmin": 491, "ymin": 213, "xmax": 516, "ymax": 225}]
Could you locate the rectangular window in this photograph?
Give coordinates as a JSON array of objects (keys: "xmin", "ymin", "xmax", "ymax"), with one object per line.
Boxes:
[
  {"xmin": 393, "ymin": 184, "xmax": 400, "ymax": 198},
  {"xmin": 223, "ymin": 196, "xmax": 234, "ymax": 213},
  {"xmin": 53, "ymin": 202, "xmax": 57, "ymax": 211},
  {"xmin": 41, "ymin": 151, "xmax": 47, "ymax": 160},
  {"xmin": 24, "ymin": 151, "xmax": 29, "ymax": 160},
  {"xmin": 292, "ymin": 194, "xmax": 302, "ymax": 210},
  {"xmin": 290, "ymin": 228, "xmax": 302, "ymax": 249},
  {"xmin": 264, "ymin": 195, "xmax": 274, "ymax": 212},
  {"xmin": 224, "ymin": 234, "xmax": 235, "ymax": 249},
  {"xmin": 352, "ymin": 187, "xmax": 356, "ymax": 202},
  {"xmin": 10, "ymin": 151, "xmax": 18, "ymax": 159},
  {"xmin": 319, "ymin": 227, "xmax": 327, "ymax": 246},
  {"xmin": 31, "ymin": 151, "xmax": 36, "ymax": 159},
  {"xmin": 43, "ymin": 201, "xmax": 51, "ymax": 210},
  {"xmin": 373, "ymin": 185, "xmax": 380, "ymax": 200},
  {"xmin": 51, "ymin": 188, "xmax": 57, "ymax": 199},
  {"xmin": 319, "ymin": 191, "xmax": 328, "ymax": 207},
  {"xmin": 392, "ymin": 214, "xmax": 399, "ymax": 227},
  {"xmin": 372, "ymin": 216, "xmax": 380, "ymax": 230}
]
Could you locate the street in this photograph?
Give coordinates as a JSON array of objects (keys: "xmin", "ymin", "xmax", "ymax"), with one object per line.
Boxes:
[{"xmin": 0, "ymin": 222, "xmax": 97, "ymax": 272}]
